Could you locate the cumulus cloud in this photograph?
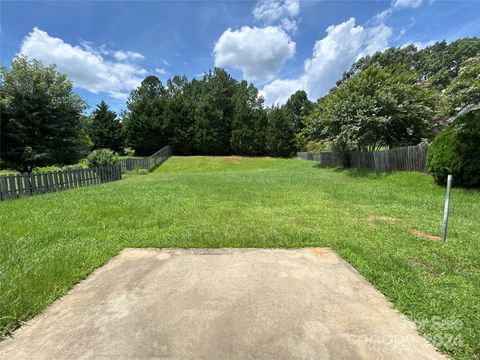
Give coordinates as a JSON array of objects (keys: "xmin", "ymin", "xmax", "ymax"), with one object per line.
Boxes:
[
  {"xmin": 155, "ymin": 68, "xmax": 167, "ymax": 75},
  {"xmin": 253, "ymin": 0, "xmax": 299, "ymax": 22},
  {"xmin": 392, "ymin": 0, "xmax": 424, "ymax": 8},
  {"xmin": 214, "ymin": 26, "xmax": 295, "ymax": 82},
  {"xmin": 18, "ymin": 27, "xmax": 147, "ymax": 99},
  {"xmin": 253, "ymin": 0, "xmax": 300, "ymax": 32},
  {"xmin": 261, "ymin": 18, "xmax": 392, "ymax": 105}
]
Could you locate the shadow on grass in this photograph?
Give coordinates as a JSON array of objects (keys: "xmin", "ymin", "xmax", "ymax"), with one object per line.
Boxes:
[{"xmin": 312, "ymin": 163, "xmax": 393, "ymax": 179}]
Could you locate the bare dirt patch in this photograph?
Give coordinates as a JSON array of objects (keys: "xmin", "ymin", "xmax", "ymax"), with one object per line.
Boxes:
[{"xmin": 411, "ymin": 229, "xmax": 442, "ymax": 241}]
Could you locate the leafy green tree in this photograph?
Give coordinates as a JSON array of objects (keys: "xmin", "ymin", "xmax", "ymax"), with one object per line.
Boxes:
[
  {"xmin": 0, "ymin": 57, "xmax": 89, "ymax": 173},
  {"xmin": 231, "ymin": 81, "xmax": 267, "ymax": 155},
  {"xmin": 418, "ymin": 38, "xmax": 480, "ymax": 88},
  {"xmin": 122, "ymin": 76, "xmax": 168, "ymax": 156},
  {"xmin": 266, "ymin": 107, "xmax": 296, "ymax": 157},
  {"xmin": 87, "ymin": 100, "xmax": 123, "ymax": 152},
  {"xmin": 283, "ymin": 90, "xmax": 313, "ymax": 132},
  {"xmin": 305, "ymin": 65, "xmax": 439, "ymax": 150},
  {"xmin": 445, "ymin": 56, "xmax": 480, "ymax": 113}
]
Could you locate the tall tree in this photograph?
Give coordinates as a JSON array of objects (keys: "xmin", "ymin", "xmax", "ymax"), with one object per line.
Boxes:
[
  {"xmin": 87, "ymin": 100, "xmax": 123, "ymax": 152},
  {"xmin": 122, "ymin": 76, "xmax": 168, "ymax": 156},
  {"xmin": 0, "ymin": 57, "xmax": 89, "ymax": 173},
  {"xmin": 305, "ymin": 65, "xmax": 439, "ymax": 150},
  {"xmin": 164, "ymin": 75, "xmax": 196, "ymax": 155},
  {"xmin": 266, "ymin": 107, "xmax": 296, "ymax": 157},
  {"xmin": 231, "ymin": 81, "xmax": 267, "ymax": 155},
  {"xmin": 283, "ymin": 90, "xmax": 313, "ymax": 132},
  {"xmin": 194, "ymin": 68, "xmax": 237, "ymax": 154},
  {"xmin": 445, "ymin": 56, "xmax": 480, "ymax": 113}
]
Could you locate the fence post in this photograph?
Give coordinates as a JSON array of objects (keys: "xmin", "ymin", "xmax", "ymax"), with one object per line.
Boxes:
[{"xmin": 442, "ymin": 175, "xmax": 453, "ymax": 241}]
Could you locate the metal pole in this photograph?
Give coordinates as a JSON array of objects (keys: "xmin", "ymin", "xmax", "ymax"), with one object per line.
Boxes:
[{"xmin": 442, "ymin": 174, "xmax": 453, "ymax": 241}]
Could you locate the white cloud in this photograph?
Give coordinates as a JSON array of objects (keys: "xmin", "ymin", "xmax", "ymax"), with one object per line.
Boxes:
[
  {"xmin": 392, "ymin": 0, "xmax": 424, "ymax": 8},
  {"xmin": 260, "ymin": 78, "xmax": 302, "ymax": 106},
  {"xmin": 261, "ymin": 18, "xmax": 392, "ymax": 105},
  {"xmin": 18, "ymin": 27, "xmax": 147, "ymax": 99},
  {"xmin": 253, "ymin": 0, "xmax": 300, "ymax": 32},
  {"xmin": 113, "ymin": 50, "xmax": 144, "ymax": 62},
  {"xmin": 253, "ymin": 0, "xmax": 299, "ymax": 23},
  {"xmin": 155, "ymin": 68, "xmax": 167, "ymax": 75},
  {"xmin": 214, "ymin": 26, "xmax": 295, "ymax": 82}
]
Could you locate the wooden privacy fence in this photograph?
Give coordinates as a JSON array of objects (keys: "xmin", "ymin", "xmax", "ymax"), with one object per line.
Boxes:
[
  {"xmin": 298, "ymin": 143, "xmax": 429, "ymax": 172},
  {"xmin": 119, "ymin": 145, "xmax": 172, "ymax": 173},
  {"xmin": 0, "ymin": 164, "xmax": 122, "ymax": 201}
]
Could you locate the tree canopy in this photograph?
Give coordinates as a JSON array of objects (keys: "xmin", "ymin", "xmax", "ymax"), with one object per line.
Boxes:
[
  {"xmin": 87, "ymin": 100, "xmax": 123, "ymax": 152},
  {"xmin": 0, "ymin": 57, "xmax": 89, "ymax": 172},
  {"xmin": 304, "ymin": 37, "xmax": 480, "ymax": 151}
]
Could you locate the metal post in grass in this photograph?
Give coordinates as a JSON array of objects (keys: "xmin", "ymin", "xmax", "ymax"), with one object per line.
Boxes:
[{"xmin": 442, "ymin": 174, "xmax": 453, "ymax": 241}]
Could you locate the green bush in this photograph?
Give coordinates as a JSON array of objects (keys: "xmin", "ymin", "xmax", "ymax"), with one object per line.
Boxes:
[
  {"xmin": 123, "ymin": 147, "xmax": 135, "ymax": 157},
  {"xmin": 427, "ymin": 107, "xmax": 480, "ymax": 187},
  {"xmin": 33, "ymin": 159, "xmax": 89, "ymax": 173},
  {"xmin": 87, "ymin": 149, "xmax": 119, "ymax": 168}
]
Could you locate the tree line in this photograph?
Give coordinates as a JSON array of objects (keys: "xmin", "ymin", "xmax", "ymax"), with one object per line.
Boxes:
[
  {"xmin": 1, "ymin": 38, "xmax": 479, "ymax": 172},
  {"xmin": 301, "ymin": 38, "xmax": 480, "ymax": 153}
]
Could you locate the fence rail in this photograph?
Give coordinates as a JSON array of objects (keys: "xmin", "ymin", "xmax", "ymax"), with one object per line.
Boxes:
[
  {"xmin": 0, "ymin": 164, "xmax": 122, "ymax": 201},
  {"xmin": 298, "ymin": 143, "xmax": 429, "ymax": 172},
  {"xmin": 119, "ymin": 145, "xmax": 172, "ymax": 173}
]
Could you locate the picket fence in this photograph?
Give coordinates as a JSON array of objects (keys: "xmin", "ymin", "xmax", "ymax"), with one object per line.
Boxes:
[
  {"xmin": 298, "ymin": 143, "xmax": 429, "ymax": 172},
  {"xmin": 0, "ymin": 164, "xmax": 122, "ymax": 201},
  {"xmin": 119, "ymin": 145, "xmax": 172, "ymax": 173}
]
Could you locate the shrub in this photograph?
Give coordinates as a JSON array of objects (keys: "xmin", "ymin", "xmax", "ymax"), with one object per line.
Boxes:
[
  {"xmin": 123, "ymin": 147, "xmax": 135, "ymax": 157},
  {"xmin": 427, "ymin": 107, "xmax": 480, "ymax": 187},
  {"xmin": 87, "ymin": 149, "xmax": 119, "ymax": 168}
]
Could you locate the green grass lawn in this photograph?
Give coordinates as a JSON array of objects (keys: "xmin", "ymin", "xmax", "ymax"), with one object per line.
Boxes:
[{"xmin": 1, "ymin": 156, "xmax": 479, "ymax": 359}]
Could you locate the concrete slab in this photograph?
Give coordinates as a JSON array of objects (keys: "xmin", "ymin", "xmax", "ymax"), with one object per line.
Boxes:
[{"xmin": 0, "ymin": 248, "xmax": 445, "ymax": 359}]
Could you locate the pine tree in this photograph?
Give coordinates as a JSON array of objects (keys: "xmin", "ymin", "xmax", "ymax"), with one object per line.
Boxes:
[
  {"xmin": 87, "ymin": 101, "xmax": 123, "ymax": 152},
  {"xmin": 123, "ymin": 76, "xmax": 168, "ymax": 156},
  {"xmin": 266, "ymin": 107, "xmax": 296, "ymax": 157},
  {"xmin": 231, "ymin": 81, "xmax": 267, "ymax": 155}
]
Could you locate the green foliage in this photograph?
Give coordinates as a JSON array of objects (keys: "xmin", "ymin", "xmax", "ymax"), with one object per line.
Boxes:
[
  {"xmin": 194, "ymin": 68, "xmax": 237, "ymax": 154},
  {"xmin": 87, "ymin": 101, "xmax": 123, "ymax": 152},
  {"xmin": 283, "ymin": 90, "xmax": 313, "ymax": 132},
  {"xmin": 445, "ymin": 56, "xmax": 480, "ymax": 113},
  {"xmin": 305, "ymin": 65, "xmax": 439, "ymax": 151},
  {"xmin": 0, "ymin": 57, "xmax": 89, "ymax": 173},
  {"xmin": 122, "ymin": 76, "xmax": 169, "ymax": 156},
  {"xmin": 123, "ymin": 147, "xmax": 135, "ymax": 157},
  {"xmin": 427, "ymin": 107, "xmax": 480, "ymax": 187},
  {"xmin": 230, "ymin": 81, "xmax": 267, "ymax": 155},
  {"xmin": 86, "ymin": 148, "xmax": 119, "ymax": 168},
  {"xmin": 340, "ymin": 38, "xmax": 480, "ymax": 91},
  {"xmin": 122, "ymin": 69, "xmax": 269, "ymax": 156},
  {"xmin": 266, "ymin": 107, "xmax": 296, "ymax": 157}
]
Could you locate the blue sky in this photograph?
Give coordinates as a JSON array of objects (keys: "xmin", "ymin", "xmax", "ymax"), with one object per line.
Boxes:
[{"xmin": 1, "ymin": 0, "xmax": 479, "ymax": 112}]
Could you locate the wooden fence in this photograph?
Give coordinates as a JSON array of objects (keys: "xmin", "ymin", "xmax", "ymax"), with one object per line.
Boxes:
[
  {"xmin": 298, "ymin": 143, "xmax": 429, "ymax": 172},
  {"xmin": 119, "ymin": 145, "xmax": 172, "ymax": 173},
  {"xmin": 0, "ymin": 164, "xmax": 122, "ymax": 201}
]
